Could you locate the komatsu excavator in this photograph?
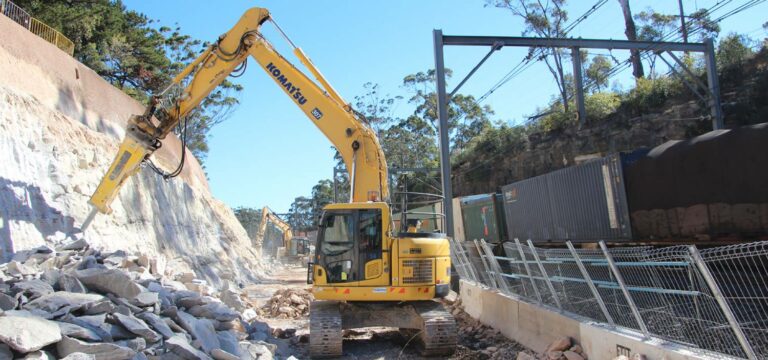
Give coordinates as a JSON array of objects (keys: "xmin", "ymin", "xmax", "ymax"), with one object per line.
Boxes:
[
  {"xmin": 86, "ymin": 8, "xmax": 456, "ymax": 358},
  {"xmin": 256, "ymin": 206, "xmax": 311, "ymax": 264}
]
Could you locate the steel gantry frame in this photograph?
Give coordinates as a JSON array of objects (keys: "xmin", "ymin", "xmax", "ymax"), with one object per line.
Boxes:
[{"xmin": 432, "ymin": 31, "xmax": 725, "ymax": 237}]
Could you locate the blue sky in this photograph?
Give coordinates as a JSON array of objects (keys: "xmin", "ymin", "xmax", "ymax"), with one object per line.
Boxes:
[{"xmin": 123, "ymin": 0, "xmax": 767, "ymax": 213}]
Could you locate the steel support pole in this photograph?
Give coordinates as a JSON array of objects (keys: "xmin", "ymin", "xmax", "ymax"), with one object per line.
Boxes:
[
  {"xmin": 527, "ymin": 240, "xmax": 561, "ymax": 309},
  {"xmin": 567, "ymin": 241, "xmax": 615, "ymax": 326},
  {"xmin": 571, "ymin": 47, "xmax": 586, "ymax": 127},
  {"xmin": 599, "ymin": 241, "xmax": 650, "ymax": 338},
  {"xmin": 704, "ymin": 38, "xmax": 724, "ymax": 129},
  {"xmin": 689, "ymin": 246, "xmax": 757, "ymax": 359},
  {"xmin": 677, "ymin": 0, "xmax": 688, "ymax": 44},
  {"xmin": 433, "ymin": 29, "xmax": 454, "ymax": 237},
  {"xmin": 515, "ymin": 239, "xmax": 542, "ymax": 304}
]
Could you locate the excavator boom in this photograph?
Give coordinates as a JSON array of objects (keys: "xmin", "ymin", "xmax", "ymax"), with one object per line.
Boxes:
[{"xmin": 88, "ymin": 8, "xmax": 387, "ymax": 215}]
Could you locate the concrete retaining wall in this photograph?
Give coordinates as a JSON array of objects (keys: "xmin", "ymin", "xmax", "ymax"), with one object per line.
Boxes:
[{"xmin": 459, "ymin": 280, "xmax": 732, "ymax": 359}]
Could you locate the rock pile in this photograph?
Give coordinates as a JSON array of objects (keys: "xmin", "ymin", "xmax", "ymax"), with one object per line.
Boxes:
[
  {"xmin": 443, "ymin": 294, "xmax": 527, "ymax": 359},
  {"xmin": 0, "ymin": 238, "xmax": 275, "ymax": 360},
  {"xmin": 518, "ymin": 336, "xmax": 588, "ymax": 360},
  {"xmin": 258, "ymin": 289, "xmax": 312, "ymax": 319}
]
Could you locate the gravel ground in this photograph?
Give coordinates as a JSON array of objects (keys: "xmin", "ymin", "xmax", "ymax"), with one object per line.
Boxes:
[{"xmin": 244, "ymin": 266, "xmax": 532, "ymax": 360}]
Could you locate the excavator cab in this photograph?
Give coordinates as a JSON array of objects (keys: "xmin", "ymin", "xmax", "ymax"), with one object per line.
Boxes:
[{"xmin": 310, "ymin": 202, "xmax": 387, "ymax": 287}]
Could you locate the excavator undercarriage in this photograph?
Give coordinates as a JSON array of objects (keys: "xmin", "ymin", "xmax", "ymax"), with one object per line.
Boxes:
[{"xmin": 309, "ymin": 300, "xmax": 457, "ymax": 358}]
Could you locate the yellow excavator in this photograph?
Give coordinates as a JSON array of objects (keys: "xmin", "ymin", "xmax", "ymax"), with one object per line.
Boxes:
[
  {"xmin": 85, "ymin": 7, "xmax": 455, "ymax": 357},
  {"xmin": 256, "ymin": 206, "xmax": 311, "ymax": 264}
]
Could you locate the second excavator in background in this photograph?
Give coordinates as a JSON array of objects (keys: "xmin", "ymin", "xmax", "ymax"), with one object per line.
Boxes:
[
  {"xmin": 256, "ymin": 206, "xmax": 312, "ymax": 265},
  {"xmin": 85, "ymin": 7, "xmax": 456, "ymax": 358}
]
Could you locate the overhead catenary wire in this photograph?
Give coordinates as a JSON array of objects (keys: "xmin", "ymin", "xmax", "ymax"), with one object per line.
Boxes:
[{"xmin": 453, "ymin": 0, "xmax": 764, "ymax": 180}]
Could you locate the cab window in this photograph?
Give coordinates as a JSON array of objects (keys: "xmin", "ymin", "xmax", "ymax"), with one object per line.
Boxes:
[
  {"xmin": 321, "ymin": 213, "xmax": 354, "ymax": 256},
  {"xmin": 358, "ymin": 210, "xmax": 382, "ymax": 262}
]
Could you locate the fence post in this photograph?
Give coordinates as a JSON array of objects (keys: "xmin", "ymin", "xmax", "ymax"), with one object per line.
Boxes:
[
  {"xmin": 567, "ymin": 241, "xmax": 615, "ymax": 326},
  {"xmin": 515, "ymin": 238, "xmax": 542, "ymax": 304},
  {"xmin": 688, "ymin": 245, "xmax": 757, "ymax": 360},
  {"xmin": 473, "ymin": 239, "xmax": 497, "ymax": 289},
  {"xmin": 527, "ymin": 240, "xmax": 561, "ymax": 309},
  {"xmin": 481, "ymin": 239, "xmax": 510, "ymax": 294},
  {"xmin": 451, "ymin": 237, "xmax": 479, "ymax": 283},
  {"xmin": 599, "ymin": 241, "xmax": 650, "ymax": 338}
]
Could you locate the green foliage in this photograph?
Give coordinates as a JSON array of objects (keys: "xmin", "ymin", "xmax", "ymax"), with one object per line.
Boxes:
[
  {"xmin": 635, "ymin": 8, "xmax": 719, "ymax": 42},
  {"xmin": 717, "ymin": 33, "xmax": 755, "ymax": 70},
  {"xmin": 586, "ymin": 92, "xmax": 621, "ymax": 120},
  {"xmin": 288, "ymin": 196, "xmax": 314, "ymax": 232},
  {"xmin": 625, "ymin": 77, "xmax": 682, "ymax": 112},
  {"xmin": 287, "ymin": 179, "xmax": 334, "ymax": 232},
  {"xmin": 15, "ymin": 0, "xmax": 242, "ymax": 163},
  {"xmin": 401, "ymin": 70, "xmax": 493, "ymax": 152},
  {"xmin": 586, "ymin": 55, "xmax": 612, "ymax": 92},
  {"xmin": 233, "ymin": 207, "xmax": 263, "ymax": 240},
  {"xmin": 454, "ymin": 123, "xmax": 528, "ymax": 165},
  {"xmin": 486, "ymin": 0, "xmax": 571, "ymax": 111}
]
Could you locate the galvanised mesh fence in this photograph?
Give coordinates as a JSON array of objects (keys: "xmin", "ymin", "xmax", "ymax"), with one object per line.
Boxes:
[
  {"xmin": 1, "ymin": 0, "xmax": 75, "ymax": 55},
  {"xmin": 448, "ymin": 238, "xmax": 768, "ymax": 359}
]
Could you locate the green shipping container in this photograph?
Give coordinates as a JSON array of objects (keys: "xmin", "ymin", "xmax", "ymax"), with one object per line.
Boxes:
[{"xmin": 460, "ymin": 194, "xmax": 506, "ymax": 244}]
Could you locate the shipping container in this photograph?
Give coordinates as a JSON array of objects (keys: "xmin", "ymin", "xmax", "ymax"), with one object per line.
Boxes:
[
  {"xmin": 459, "ymin": 194, "xmax": 507, "ymax": 243},
  {"xmin": 623, "ymin": 123, "xmax": 768, "ymax": 240},
  {"xmin": 501, "ymin": 153, "xmax": 633, "ymax": 243},
  {"xmin": 492, "ymin": 123, "xmax": 768, "ymax": 244}
]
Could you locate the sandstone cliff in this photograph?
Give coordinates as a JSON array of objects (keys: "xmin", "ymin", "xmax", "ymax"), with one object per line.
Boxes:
[{"xmin": 0, "ymin": 16, "xmax": 263, "ymax": 285}]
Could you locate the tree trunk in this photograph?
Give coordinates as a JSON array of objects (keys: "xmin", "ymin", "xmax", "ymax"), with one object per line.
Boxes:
[{"xmin": 618, "ymin": 0, "xmax": 644, "ymax": 78}]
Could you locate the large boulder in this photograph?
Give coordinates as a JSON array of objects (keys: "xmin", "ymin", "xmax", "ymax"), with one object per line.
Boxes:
[
  {"xmin": 112, "ymin": 313, "xmax": 161, "ymax": 343},
  {"xmin": 57, "ymin": 336, "xmax": 135, "ymax": 360},
  {"xmin": 188, "ymin": 302, "xmax": 239, "ymax": 322},
  {"xmin": 175, "ymin": 310, "xmax": 220, "ymax": 354},
  {"xmin": 24, "ymin": 292, "xmax": 105, "ymax": 313},
  {"xmin": 135, "ymin": 312, "xmax": 174, "ymax": 339},
  {"xmin": 0, "ymin": 315, "xmax": 62, "ymax": 352},
  {"xmin": 166, "ymin": 335, "xmax": 213, "ymax": 360},
  {"xmin": 74, "ymin": 269, "xmax": 144, "ymax": 299}
]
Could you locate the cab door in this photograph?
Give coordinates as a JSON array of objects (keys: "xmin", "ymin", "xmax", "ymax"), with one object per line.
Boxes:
[
  {"xmin": 317, "ymin": 211, "xmax": 358, "ymax": 285},
  {"xmin": 357, "ymin": 209, "xmax": 385, "ymax": 285},
  {"xmin": 315, "ymin": 208, "xmax": 385, "ymax": 285}
]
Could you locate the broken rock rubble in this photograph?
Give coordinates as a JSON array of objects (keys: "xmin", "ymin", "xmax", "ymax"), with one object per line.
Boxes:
[
  {"xmin": 0, "ymin": 238, "xmax": 275, "ymax": 360},
  {"xmin": 258, "ymin": 288, "xmax": 313, "ymax": 319}
]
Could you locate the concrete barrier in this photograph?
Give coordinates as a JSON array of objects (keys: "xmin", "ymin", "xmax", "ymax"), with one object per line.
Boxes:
[{"xmin": 459, "ymin": 279, "xmax": 734, "ymax": 359}]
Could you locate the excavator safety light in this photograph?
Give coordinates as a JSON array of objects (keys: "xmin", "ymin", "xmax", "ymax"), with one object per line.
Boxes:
[{"xmin": 367, "ymin": 191, "xmax": 380, "ymax": 202}]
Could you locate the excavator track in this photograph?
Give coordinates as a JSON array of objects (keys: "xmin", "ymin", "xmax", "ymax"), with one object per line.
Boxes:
[
  {"xmin": 309, "ymin": 301, "xmax": 343, "ymax": 358},
  {"xmin": 413, "ymin": 301, "xmax": 458, "ymax": 356}
]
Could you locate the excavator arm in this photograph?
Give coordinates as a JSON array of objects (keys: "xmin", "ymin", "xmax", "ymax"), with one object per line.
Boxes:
[
  {"xmin": 255, "ymin": 206, "xmax": 292, "ymax": 250},
  {"xmin": 88, "ymin": 7, "xmax": 388, "ymax": 215}
]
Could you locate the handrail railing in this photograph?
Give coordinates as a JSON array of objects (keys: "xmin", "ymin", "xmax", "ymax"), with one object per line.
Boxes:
[{"xmin": 1, "ymin": 0, "xmax": 74, "ymax": 56}]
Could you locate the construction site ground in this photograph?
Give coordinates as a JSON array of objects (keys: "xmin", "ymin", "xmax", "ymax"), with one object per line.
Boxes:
[{"xmin": 244, "ymin": 265, "xmax": 531, "ymax": 360}]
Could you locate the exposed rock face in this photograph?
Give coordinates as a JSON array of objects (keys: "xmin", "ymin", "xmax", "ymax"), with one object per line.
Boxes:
[{"xmin": 0, "ymin": 15, "xmax": 263, "ymax": 286}]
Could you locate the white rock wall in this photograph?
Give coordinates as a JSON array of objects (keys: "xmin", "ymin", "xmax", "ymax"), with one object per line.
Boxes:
[{"xmin": 0, "ymin": 16, "xmax": 263, "ymax": 285}]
